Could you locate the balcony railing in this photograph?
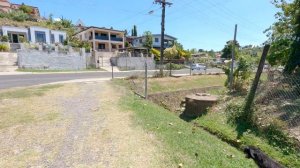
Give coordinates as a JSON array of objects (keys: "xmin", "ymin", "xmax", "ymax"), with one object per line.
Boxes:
[
  {"xmin": 95, "ymin": 36, "xmax": 109, "ymax": 40},
  {"xmin": 110, "ymin": 37, "xmax": 123, "ymax": 42}
]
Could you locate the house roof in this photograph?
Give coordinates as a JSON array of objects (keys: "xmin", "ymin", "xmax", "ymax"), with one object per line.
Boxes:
[
  {"xmin": 133, "ymin": 34, "xmax": 177, "ymax": 40},
  {"xmin": 73, "ymin": 26, "xmax": 125, "ymax": 36}
]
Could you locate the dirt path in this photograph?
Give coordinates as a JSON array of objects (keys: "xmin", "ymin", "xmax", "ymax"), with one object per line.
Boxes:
[{"xmin": 0, "ymin": 81, "xmax": 168, "ymax": 167}]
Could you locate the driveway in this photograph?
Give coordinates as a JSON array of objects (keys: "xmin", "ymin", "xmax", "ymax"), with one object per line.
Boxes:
[{"xmin": 0, "ymin": 81, "xmax": 168, "ymax": 167}]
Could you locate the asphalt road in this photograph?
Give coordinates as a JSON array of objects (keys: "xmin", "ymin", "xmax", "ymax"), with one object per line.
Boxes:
[{"xmin": 0, "ymin": 68, "xmax": 223, "ymax": 90}]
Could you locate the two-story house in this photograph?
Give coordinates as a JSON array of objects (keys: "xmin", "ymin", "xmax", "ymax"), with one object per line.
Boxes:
[
  {"xmin": 74, "ymin": 26, "xmax": 125, "ymax": 52},
  {"xmin": 132, "ymin": 34, "xmax": 177, "ymax": 50}
]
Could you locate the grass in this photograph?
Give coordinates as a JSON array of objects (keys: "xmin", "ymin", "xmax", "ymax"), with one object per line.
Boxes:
[
  {"xmin": 119, "ymin": 92, "xmax": 257, "ymax": 167},
  {"xmin": 116, "ymin": 74, "xmax": 227, "ymax": 95},
  {"xmin": 0, "ymin": 85, "xmax": 63, "ymax": 129},
  {"xmin": 17, "ymin": 68, "xmax": 105, "ymax": 73},
  {"xmin": 149, "ymin": 75, "xmax": 226, "ymax": 93},
  {"xmin": 0, "ymin": 84, "xmax": 63, "ymax": 100},
  {"xmin": 196, "ymin": 111, "xmax": 300, "ymax": 168}
]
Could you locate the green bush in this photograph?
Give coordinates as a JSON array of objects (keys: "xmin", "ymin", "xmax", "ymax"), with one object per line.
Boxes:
[
  {"xmin": 0, "ymin": 43, "xmax": 10, "ymax": 52},
  {"xmin": 19, "ymin": 36, "xmax": 26, "ymax": 43},
  {"xmin": 165, "ymin": 63, "xmax": 185, "ymax": 70},
  {"xmin": 11, "ymin": 10, "xmax": 29, "ymax": 22},
  {"xmin": 1, "ymin": 10, "xmax": 30, "ymax": 22},
  {"xmin": 1, "ymin": 35, "xmax": 9, "ymax": 42}
]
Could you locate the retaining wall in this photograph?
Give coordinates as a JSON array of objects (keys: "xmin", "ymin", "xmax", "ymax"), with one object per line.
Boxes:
[{"xmin": 18, "ymin": 49, "xmax": 87, "ymax": 70}]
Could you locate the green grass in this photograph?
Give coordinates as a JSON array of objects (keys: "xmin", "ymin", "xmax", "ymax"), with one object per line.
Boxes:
[
  {"xmin": 115, "ymin": 75, "xmax": 227, "ymax": 95},
  {"xmin": 148, "ymin": 75, "xmax": 226, "ymax": 94},
  {"xmin": 196, "ymin": 111, "xmax": 300, "ymax": 168},
  {"xmin": 119, "ymin": 92, "xmax": 257, "ymax": 168},
  {"xmin": 17, "ymin": 68, "xmax": 105, "ymax": 73},
  {"xmin": 0, "ymin": 84, "xmax": 63, "ymax": 100}
]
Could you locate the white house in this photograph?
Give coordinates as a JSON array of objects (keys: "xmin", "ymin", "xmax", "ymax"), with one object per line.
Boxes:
[
  {"xmin": 0, "ymin": 26, "xmax": 67, "ymax": 44},
  {"xmin": 132, "ymin": 34, "xmax": 177, "ymax": 50}
]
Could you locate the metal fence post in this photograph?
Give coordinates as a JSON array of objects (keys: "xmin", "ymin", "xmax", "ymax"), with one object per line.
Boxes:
[
  {"xmin": 145, "ymin": 61, "xmax": 148, "ymax": 99},
  {"xmin": 112, "ymin": 65, "xmax": 114, "ymax": 79}
]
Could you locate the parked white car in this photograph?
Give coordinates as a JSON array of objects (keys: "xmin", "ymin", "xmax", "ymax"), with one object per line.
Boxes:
[{"xmin": 191, "ymin": 63, "xmax": 207, "ymax": 70}]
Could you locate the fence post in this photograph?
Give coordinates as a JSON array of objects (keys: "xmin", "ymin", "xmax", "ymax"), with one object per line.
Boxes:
[
  {"xmin": 190, "ymin": 62, "xmax": 192, "ymax": 76},
  {"xmin": 112, "ymin": 65, "xmax": 114, "ymax": 79},
  {"xmin": 243, "ymin": 45, "xmax": 270, "ymax": 119},
  {"xmin": 145, "ymin": 61, "xmax": 148, "ymax": 99},
  {"xmin": 169, "ymin": 61, "xmax": 172, "ymax": 76}
]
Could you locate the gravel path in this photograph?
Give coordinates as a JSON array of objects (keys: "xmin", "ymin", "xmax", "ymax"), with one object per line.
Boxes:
[{"xmin": 51, "ymin": 83, "xmax": 102, "ymax": 167}]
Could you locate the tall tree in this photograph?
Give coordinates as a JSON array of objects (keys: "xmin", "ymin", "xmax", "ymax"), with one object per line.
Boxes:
[
  {"xmin": 143, "ymin": 31, "xmax": 153, "ymax": 51},
  {"xmin": 221, "ymin": 40, "xmax": 240, "ymax": 59},
  {"xmin": 132, "ymin": 25, "xmax": 137, "ymax": 36},
  {"xmin": 267, "ymin": 0, "xmax": 300, "ymax": 74}
]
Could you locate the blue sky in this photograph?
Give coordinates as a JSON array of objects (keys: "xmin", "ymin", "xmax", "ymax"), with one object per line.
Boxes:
[{"xmin": 12, "ymin": 0, "xmax": 278, "ymax": 51}]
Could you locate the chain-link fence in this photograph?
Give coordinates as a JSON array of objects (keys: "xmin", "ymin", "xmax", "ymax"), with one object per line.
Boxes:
[{"xmin": 255, "ymin": 70, "xmax": 300, "ymax": 141}]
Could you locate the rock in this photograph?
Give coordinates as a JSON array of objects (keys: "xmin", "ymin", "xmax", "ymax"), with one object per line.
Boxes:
[{"xmin": 178, "ymin": 163, "xmax": 183, "ymax": 168}]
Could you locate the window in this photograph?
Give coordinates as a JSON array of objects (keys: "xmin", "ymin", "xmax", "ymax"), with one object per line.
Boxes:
[
  {"xmin": 51, "ymin": 34, "xmax": 55, "ymax": 44},
  {"xmin": 139, "ymin": 39, "xmax": 142, "ymax": 43},
  {"xmin": 100, "ymin": 33, "xmax": 107, "ymax": 37},
  {"xmin": 155, "ymin": 38, "xmax": 159, "ymax": 43},
  {"xmin": 111, "ymin": 34, "xmax": 116, "ymax": 38},
  {"xmin": 98, "ymin": 43, "xmax": 105, "ymax": 50},
  {"xmin": 59, "ymin": 35, "xmax": 64, "ymax": 43},
  {"xmin": 35, "ymin": 31, "xmax": 46, "ymax": 43}
]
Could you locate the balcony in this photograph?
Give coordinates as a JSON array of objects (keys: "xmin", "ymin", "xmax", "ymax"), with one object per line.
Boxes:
[
  {"xmin": 95, "ymin": 36, "xmax": 109, "ymax": 41},
  {"xmin": 110, "ymin": 37, "xmax": 123, "ymax": 42}
]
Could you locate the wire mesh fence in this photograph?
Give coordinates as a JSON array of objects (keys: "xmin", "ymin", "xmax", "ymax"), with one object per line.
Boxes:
[{"xmin": 255, "ymin": 70, "xmax": 300, "ymax": 140}]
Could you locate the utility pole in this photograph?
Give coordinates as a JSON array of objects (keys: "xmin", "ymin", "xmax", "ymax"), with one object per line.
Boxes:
[
  {"xmin": 155, "ymin": 0, "xmax": 172, "ymax": 76},
  {"xmin": 230, "ymin": 24, "xmax": 238, "ymax": 92}
]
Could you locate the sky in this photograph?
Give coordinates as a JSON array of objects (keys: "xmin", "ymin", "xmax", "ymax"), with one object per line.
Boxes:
[{"xmin": 12, "ymin": 0, "xmax": 279, "ymax": 51}]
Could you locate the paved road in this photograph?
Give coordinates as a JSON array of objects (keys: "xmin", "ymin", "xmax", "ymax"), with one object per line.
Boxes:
[{"xmin": 0, "ymin": 68, "xmax": 223, "ymax": 90}]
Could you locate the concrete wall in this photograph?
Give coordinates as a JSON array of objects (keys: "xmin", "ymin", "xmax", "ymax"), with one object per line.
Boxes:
[
  {"xmin": 114, "ymin": 57, "xmax": 156, "ymax": 70},
  {"xmin": 18, "ymin": 49, "xmax": 87, "ymax": 70}
]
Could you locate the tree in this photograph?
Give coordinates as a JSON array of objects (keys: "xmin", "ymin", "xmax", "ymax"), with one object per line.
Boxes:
[
  {"xmin": 267, "ymin": 0, "xmax": 300, "ymax": 74},
  {"xmin": 174, "ymin": 41, "xmax": 183, "ymax": 51},
  {"xmin": 221, "ymin": 40, "xmax": 240, "ymax": 59},
  {"xmin": 189, "ymin": 48, "xmax": 197, "ymax": 54},
  {"xmin": 142, "ymin": 31, "xmax": 153, "ymax": 50},
  {"xmin": 164, "ymin": 45, "xmax": 178, "ymax": 60},
  {"xmin": 19, "ymin": 4, "xmax": 33, "ymax": 14},
  {"xmin": 131, "ymin": 25, "xmax": 137, "ymax": 36},
  {"xmin": 208, "ymin": 49, "xmax": 215, "ymax": 57}
]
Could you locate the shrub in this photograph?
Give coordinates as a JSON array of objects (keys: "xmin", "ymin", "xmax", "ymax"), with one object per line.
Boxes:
[
  {"xmin": 0, "ymin": 43, "xmax": 10, "ymax": 52},
  {"xmin": 19, "ymin": 5, "xmax": 33, "ymax": 14},
  {"xmin": 165, "ymin": 63, "xmax": 185, "ymax": 70},
  {"xmin": 1, "ymin": 35, "xmax": 9, "ymax": 42},
  {"xmin": 9, "ymin": 10, "xmax": 29, "ymax": 22},
  {"xmin": 19, "ymin": 36, "xmax": 26, "ymax": 43}
]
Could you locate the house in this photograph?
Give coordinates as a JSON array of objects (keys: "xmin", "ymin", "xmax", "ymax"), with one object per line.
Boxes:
[
  {"xmin": 0, "ymin": 0, "xmax": 10, "ymax": 12},
  {"xmin": 0, "ymin": 26, "xmax": 67, "ymax": 44},
  {"xmin": 74, "ymin": 26, "xmax": 125, "ymax": 52},
  {"xmin": 0, "ymin": 0, "xmax": 40, "ymax": 18},
  {"xmin": 132, "ymin": 34, "xmax": 177, "ymax": 50}
]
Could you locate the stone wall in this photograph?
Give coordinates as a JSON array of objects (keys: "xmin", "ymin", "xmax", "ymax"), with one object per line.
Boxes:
[
  {"xmin": 18, "ymin": 49, "xmax": 87, "ymax": 70},
  {"xmin": 113, "ymin": 57, "xmax": 156, "ymax": 70}
]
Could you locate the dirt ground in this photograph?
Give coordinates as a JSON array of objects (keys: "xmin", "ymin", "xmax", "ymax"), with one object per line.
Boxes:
[{"xmin": 0, "ymin": 81, "xmax": 169, "ymax": 167}]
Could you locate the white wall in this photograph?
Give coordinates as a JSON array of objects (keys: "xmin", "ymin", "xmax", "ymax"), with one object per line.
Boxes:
[
  {"xmin": 51, "ymin": 30, "xmax": 67, "ymax": 43},
  {"xmin": 1, "ymin": 26, "xmax": 29, "ymax": 39},
  {"xmin": 29, "ymin": 26, "xmax": 51, "ymax": 44}
]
